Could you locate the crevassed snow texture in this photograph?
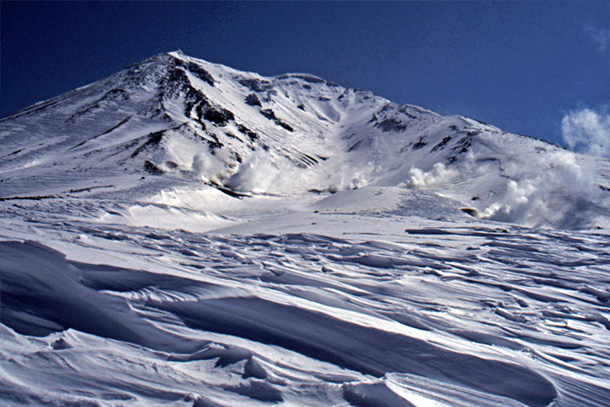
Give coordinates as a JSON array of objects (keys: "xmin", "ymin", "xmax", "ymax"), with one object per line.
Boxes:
[{"xmin": 0, "ymin": 218, "xmax": 609, "ymax": 406}]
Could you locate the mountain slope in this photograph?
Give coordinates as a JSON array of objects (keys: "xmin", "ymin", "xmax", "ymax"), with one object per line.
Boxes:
[{"xmin": 2, "ymin": 51, "xmax": 608, "ymax": 228}]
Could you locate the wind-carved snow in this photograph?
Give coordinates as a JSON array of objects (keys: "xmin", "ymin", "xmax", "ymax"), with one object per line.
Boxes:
[{"xmin": 0, "ymin": 51, "xmax": 609, "ymax": 406}]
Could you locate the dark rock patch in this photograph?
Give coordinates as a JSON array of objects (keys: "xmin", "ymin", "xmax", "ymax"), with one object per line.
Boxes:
[
  {"xmin": 260, "ymin": 109, "xmax": 278, "ymax": 121},
  {"xmin": 144, "ymin": 161, "xmax": 163, "ymax": 175},
  {"xmin": 165, "ymin": 67, "xmax": 191, "ymax": 90},
  {"xmin": 239, "ymin": 78, "xmax": 272, "ymax": 92},
  {"xmin": 224, "ymin": 131, "xmax": 241, "ymax": 141},
  {"xmin": 205, "ymin": 133, "xmax": 224, "ymax": 151},
  {"xmin": 102, "ymin": 88, "xmax": 129, "ymax": 101},
  {"xmin": 236, "ymin": 124, "xmax": 258, "ymax": 141},
  {"xmin": 277, "ymin": 121, "xmax": 293, "ymax": 132},
  {"xmin": 348, "ymin": 140, "xmax": 363, "ymax": 152},
  {"xmin": 260, "ymin": 109, "xmax": 293, "ymax": 132},
  {"xmin": 245, "ymin": 93, "xmax": 262, "ymax": 106},
  {"xmin": 412, "ymin": 137, "xmax": 427, "ymax": 150},
  {"xmin": 131, "ymin": 130, "xmax": 165, "ymax": 158},
  {"xmin": 376, "ymin": 118, "xmax": 407, "ymax": 132},
  {"xmin": 431, "ymin": 136, "xmax": 453, "ymax": 152},
  {"xmin": 185, "ymin": 62, "xmax": 215, "ymax": 86},
  {"xmin": 204, "ymin": 107, "xmax": 234, "ymax": 126}
]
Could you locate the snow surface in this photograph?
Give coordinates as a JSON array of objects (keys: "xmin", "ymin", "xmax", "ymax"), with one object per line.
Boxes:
[{"xmin": 0, "ymin": 51, "xmax": 609, "ymax": 406}]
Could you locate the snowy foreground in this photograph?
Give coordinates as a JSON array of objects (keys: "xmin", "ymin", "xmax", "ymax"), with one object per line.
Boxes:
[
  {"xmin": 1, "ymin": 188, "xmax": 609, "ymax": 407},
  {"xmin": 0, "ymin": 52, "xmax": 609, "ymax": 406}
]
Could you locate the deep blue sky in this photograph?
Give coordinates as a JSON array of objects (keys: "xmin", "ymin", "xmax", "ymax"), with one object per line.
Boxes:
[{"xmin": 1, "ymin": 1, "xmax": 608, "ymax": 147}]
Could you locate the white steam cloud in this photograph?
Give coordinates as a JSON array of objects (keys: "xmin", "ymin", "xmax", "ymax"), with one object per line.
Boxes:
[
  {"xmin": 191, "ymin": 149, "xmax": 234, "ymax": 183},
  {"xmin": 405, "ymin": 150, "xmax": 605, "ymax": 229},
  {"xmin": 561, "ymin": 107, "xmax": 610, "ymax": 158},
  {"xmin": 406, "ymin": 163, "xmax": 458, "ymax": 188},
  {"xmin": 479, "ymin": 150, "xmax": 602, "ymax": 229}
]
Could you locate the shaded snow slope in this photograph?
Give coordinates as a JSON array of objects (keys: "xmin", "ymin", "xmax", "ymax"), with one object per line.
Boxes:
[{"xmin": 0, "ymin": 52, "xmax": 609, "ymax": 406}]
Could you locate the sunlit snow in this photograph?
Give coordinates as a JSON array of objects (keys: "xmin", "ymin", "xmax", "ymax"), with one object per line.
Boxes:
[{"xmin": 0, "ymin": 52, "xmax": 608, "ymax": 407}]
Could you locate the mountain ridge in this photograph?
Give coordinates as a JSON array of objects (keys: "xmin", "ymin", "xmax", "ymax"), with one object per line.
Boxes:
[{"xmin": 0, "ymin": 51, "xmax": 608, "ymax": 229}]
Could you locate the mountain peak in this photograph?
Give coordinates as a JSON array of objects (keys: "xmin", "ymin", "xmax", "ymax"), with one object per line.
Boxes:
[{"xmin": 0, "ymin": 52, "xmax": 607, "ymax": 229}]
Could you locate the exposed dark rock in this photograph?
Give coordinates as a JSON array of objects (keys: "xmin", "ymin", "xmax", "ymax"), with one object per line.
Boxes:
[
  {"xmin": 144, "ymin": 160, "xmax": 163, "ymax": 175},
  {"xmin": 206, "ymin": 133, "xmax": 224, "ymax": 151},
  {"xmin": 260, "ymin": 109, "xmax": 293, "ymax": 132},
  {"xmin": 297, "ymin": 103, "xmax": 305, "ymax": 110},
  {"xmin": 260, "ymin": 109, "xmax": 278, "ymax": 121},
  {"xmin": 184, "ymin": 88, "xmax": 210, "ymax": 121},
  {"xmin": 51, "ymin": 338, "xmax": 72, "ymax": 350},
  {"xmin": 277, "ymin": 121, "xmax": 294, "ymax": 132},
  {"xmin": 376, "ymin": 118, "xmax": 407, "ymax": 132},
  {"xmin": 348, "ymin": 140, "xmax": 363, "ymax": 152},
  {"xmin": 412, "ymin": 137, "xmax": 427, "ymax": 150},
  {"xmin": 102, "ymin": 88, "xmax": 129, "ymax": 101},
  {"xmin": 461, "ymin": 207, "xmax": 479, "ymax": 217},
  {"xmin": 165, "ymin": 67, "xmax": 191, "ymax": 90},
  {"xmin": 245, "ymin": 93, "xmax": 262, "ymax": 106},
  {"xmin": 379, "ymin": 103, "xmax": 393, "ymax": 114},
  {"xmin": 236, "ymin": 124, "xmax": 258, "ymax": 141},
  {"xmin": 213, "ymin": 185, "xmax": 251, "ymax": 199},
  {"xmin": 397, "ymin": 105, "xmax": 419, "ymax": 119},
  {"xmin": 0, "ymin": 195, "xmax": 57, "ymax": 202},
  {"xmin": 239, "ymin": 78, "xmax": 272, "ymax": 92},
  {"xmin": 261, "ymin": 90, "xmax": 277, "ymax": 103},
  {"xmin": 131, "ymin": 130, "xmax": 165, "ymax": 158},
  {"xmin": 204, "ymin": 107, "xmax": 235, "ymax": 126},
  {"xmin": 452, "ymin": 135, "xmax": 473, "ymax": 154},
  {"xmin": 224, "ymin": 131, "xmax": 242, "ymax": 142},
  {"xmin": 179, "ymin": 60, "xmax": 215, "ymax": 86},
  {"xmin": 431, "ymin": 136, "xmax": 453, "ymax": 152}
]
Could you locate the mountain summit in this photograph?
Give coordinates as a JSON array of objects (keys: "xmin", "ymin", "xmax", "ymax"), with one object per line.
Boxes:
[{"xmin": 0, "ymin": 51, "xmax": 608, "ymax": 228}]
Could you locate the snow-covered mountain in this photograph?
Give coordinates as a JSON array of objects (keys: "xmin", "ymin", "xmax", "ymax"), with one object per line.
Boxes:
[
  {"xmin": 2, "ymin": 51, "xmax": 608, "ymax": 228},
  {"xmin": 0, "ymin": 52, "xmax": 609, "ymax": 407}
]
